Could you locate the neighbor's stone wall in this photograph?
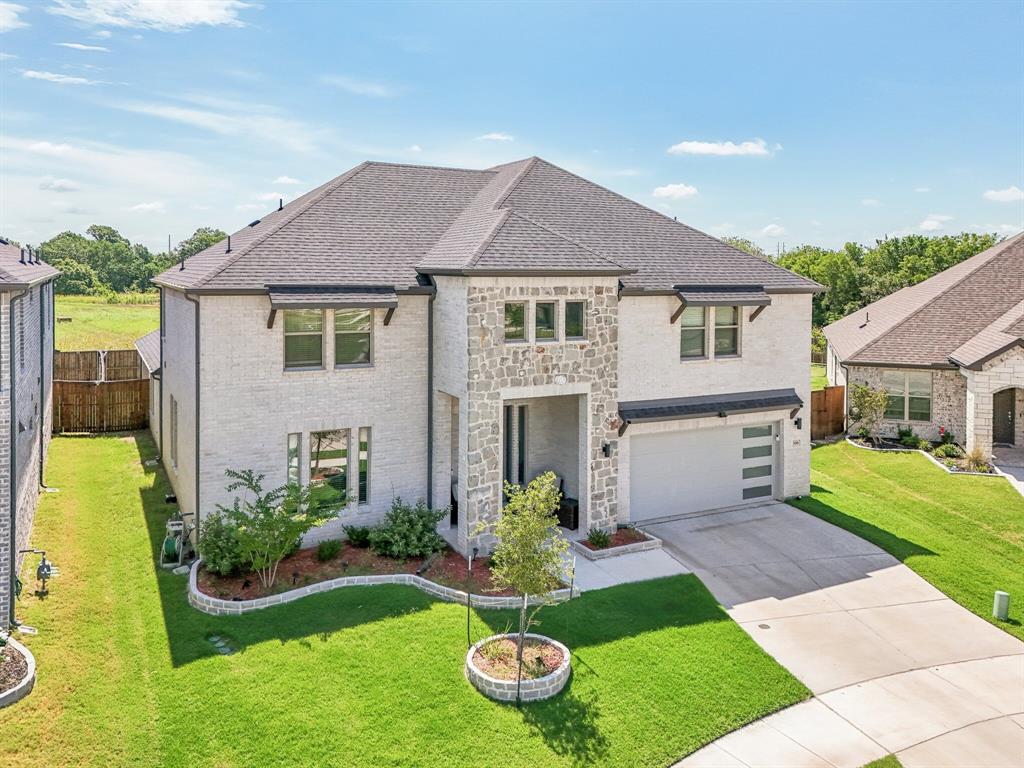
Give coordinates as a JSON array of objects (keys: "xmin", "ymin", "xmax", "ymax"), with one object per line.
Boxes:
[
  {"xmin": 463, "ymin": 276, "xmax": 620, "ymax": 553},
  {"xmin": 963, "ymin": 347, "xmax": 1024, "ymax": 457},
  {"xmin": 846, "ymin": 365, "xmax": 967, "ymax": 444}
]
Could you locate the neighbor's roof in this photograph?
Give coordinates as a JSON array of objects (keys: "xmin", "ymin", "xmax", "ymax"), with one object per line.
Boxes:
[
  {"xmin": 134, "ymin": 329, "xmax": 161, "ymax": 374},
  {"xmin": 0, "ymin": 240, "xmax": 59, "ymax": 289},
  {"xmin": 823, "ymin": 232, "xmax": 1024, "ymax": 369},
  {"xmin": 154, "ymin": 157, "xmax": 821, "ymax": 295}
]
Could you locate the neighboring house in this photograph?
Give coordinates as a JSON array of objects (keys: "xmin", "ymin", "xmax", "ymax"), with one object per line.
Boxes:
[
  {"xmin": 0, "ymin": 240, "xmax": 58, "ymax": 628},
  {"xmin": 153, "ymin": 157, "xmax": 821, "ymax": 554},
  {"xmin": 824, "ymin": 232, "xmax": 1024, "ymax": 458},
  {"xmin": 135, "ymin": 329, "xmax": 161, "ymax": 447}
]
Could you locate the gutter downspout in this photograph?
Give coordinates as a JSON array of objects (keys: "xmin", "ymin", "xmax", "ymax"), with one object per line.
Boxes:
[
  {"xmin": 158, "ymin": 288, "xmax": 164, "ymax": 459},
  {"xmin": 8, "ymin": 289, "xmax": 26, "ymax": 626},
  {"xmin": 426, "ymin": 285, "xmax": 436, "ymax": 508},
  {"xmin": 184, "ymin": 293, "xmax": 201, "ymax": 547},
  {"xmin": 38, "ymin": 282, "xmax": 50, "ymax": 489}
]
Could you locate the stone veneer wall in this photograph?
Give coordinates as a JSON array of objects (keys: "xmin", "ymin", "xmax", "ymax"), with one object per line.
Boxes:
[
  {"xmin": 846, "ymin": 365, "xmax": 967, "ymax": 443},
  {"xmin": 963, "ymin": 347, "xmax": 1024, "ymax": 457},
  {"xmin": 463, "ymin": 278, "xmax": 620, "ymax": 552}
]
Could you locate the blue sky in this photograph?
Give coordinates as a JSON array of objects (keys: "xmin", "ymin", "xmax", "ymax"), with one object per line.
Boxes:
[{"xmin": 1, "ymin": 0, "xmax": 1022, "ymax": 254}]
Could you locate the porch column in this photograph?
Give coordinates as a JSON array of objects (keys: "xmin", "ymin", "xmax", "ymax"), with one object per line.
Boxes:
[{"xmin": 964, "ymin": 375, "xmax": 994, "ymax": 458}]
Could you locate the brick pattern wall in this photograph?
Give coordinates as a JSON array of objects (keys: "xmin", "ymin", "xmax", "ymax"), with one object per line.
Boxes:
[
  {"xmin": 462, "ymin": 277, "xmax": 620, "ymax": 552},
  {"xmin": 846, "ymin": 365, "xmax": 967, "ymax": 444},
  {"xmin": 963, "ymin": 347, "xmax": 1024, "ymax": 457},
  {"xmin": 0, "ymin": 282, "xmax": 54, "ymax": 628}
]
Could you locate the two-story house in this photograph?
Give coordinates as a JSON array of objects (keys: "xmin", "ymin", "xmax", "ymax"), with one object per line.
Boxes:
[
  {"xmin": 1, "ymin": 241, "xmax": 58, "ymax": 628},
  {"xmin": 153, "ymin": 158, "xmax": 820, "ymax": 554}
]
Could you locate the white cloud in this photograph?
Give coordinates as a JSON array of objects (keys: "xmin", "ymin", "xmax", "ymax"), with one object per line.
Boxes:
[
  {"xmin": 0, "ymin": 51, "xmax": 15, "ymax": 59},
  {"xmin": 997, "ymin": 223, "xmax": 1023, "ymax": 235},
  {"xmin": 861, "ymin": 198, "xmax": 881, "ymax": 207},
  {"xmin": 760, "ymin": 223, "xmax": 786, "ymax": 237},
  {"xmin": 407, "ymin": 144, "xmax": 422, "ymax": 153},
  {"xmin": 273, "ymin": 175, "xmax": 303, "ymax": 185},
  {"xmin": 652, "ymin": 182, "xmax": 698, "ymax": 199},
  {"xmin": 23, "ymin": 69, "xmax": 101, "ymax": 85},
  {"xmin": 254, "ymin": 192, "xmax": 282, "ymax": 201},
  {"xmin": 46, "ymin": 0, "xmax": 252, "ymax": 31},
  {"xmin": 983, "ymin": 185, "xmax": 1024, "ymax": 203},
  {"xmin": 319, "ymin": 74, "xmax": 396, "ymax": 98},
  {"xmin": 667, "ymin": 137, "xmax": 773, "ymax": 157},
  {"xmin": 235, "ymin": 202, "xmax": 263, "ymax": 211},
  {"xmin": 113, "ymin": 100, "xmax": 322, "ymax": 153},
  {"xmin": 56, "ymin": 41, "xmax": 108, "ymax": 51},
  {"xmin": 919, "ymin": 213, "xmax": 952, "ymax": 232},
  {"xmin": 609, "ymin": 168, "xmax": 642, "ymax": 177},
  {"xmin": 93, "ymin": 28, "xmax": 110, "ymax": 38},
  {"xmin": 127, "ymin": 200, "xmax": 164, "ymax": 212},
  {"xmin": 0, "ymin": 2, "xmax": 28, "ymax": 33},
  {"xmin": 476, "ymin": 132, "xmax": 515, "ymax": 142},
  {"xmin": 39, "ymin": 176, "xmax": 79, "ymax": 192},
  {"xmin": 914, "ymin": 186, "xmax": 930, "ymax": 193}
]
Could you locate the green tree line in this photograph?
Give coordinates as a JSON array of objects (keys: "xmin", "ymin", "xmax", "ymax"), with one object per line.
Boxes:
[{"xmin": 31, "ymin": 225, "xmax": 226, "ymax": 295}]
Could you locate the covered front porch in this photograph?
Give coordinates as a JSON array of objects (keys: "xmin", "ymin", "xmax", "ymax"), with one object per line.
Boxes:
[{"xmin": 962, "ymin": 345, "xmax": 1024, "ymax": 458}]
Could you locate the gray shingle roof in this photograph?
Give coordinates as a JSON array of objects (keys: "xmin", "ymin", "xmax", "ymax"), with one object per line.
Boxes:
[
  {"xmin": 268, "ymin": 285, "xmax": 398, "ymax": 309},
  {"xmin": 675, "ymin": 285, "xmax": 771, "ymax": 306},
  {"xmin": 154, "ymin": 157, "xmax": 822, "ymax": 294},
  {"xmin": 824, "ymin": 232, "xmax": 1024, "ymax": 368},
  {"xmin": 0, "ymin": 241, "xmax": 59, "ymax": 289},
  {"xmin": 619, "ymin": 388, "xmax": 803, "ymax": 428},
  {"xmin": 134, "ymin": 329, "xmax": 160, "ymax": 374}
]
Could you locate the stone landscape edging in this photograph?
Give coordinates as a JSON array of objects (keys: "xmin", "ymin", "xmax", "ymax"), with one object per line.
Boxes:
[
  {"xmin": 188, "ymin": 559, "xmax": 576, "ymax": 616},
  {"xmin": 844, "ymin": 436, "xmax": 1003, "ymax": 478},
  {"xmin": 465, "ymin": 632, "xmax": 571, "ymax": 702},
  {"xmin": 570, "ymin": 531, "xmax": 662, "ymax": 561},
  {"xmin": 0, "ymin": 636, "xmax": 36, "ymax": 709}
]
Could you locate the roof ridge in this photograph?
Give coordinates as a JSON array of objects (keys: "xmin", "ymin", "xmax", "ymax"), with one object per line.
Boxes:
[
  {"xmin": 491, "ymin": 157, "xmax": 538, "ymax": 209},
  {"xmin": 463, "ymin": 209, "xmax": 513, "ymax": 270},
  {"xmin": 505, "ymin": 209, "xmax": 626, "ymax": 269},
  {"xmin": 362, "ymin": 159, "xmax": 499, "ymax": 174},
  {"xmin": 847, "ymin": 235, "xmax": 1020, "ymax": 362},
  {"xmin": 191, "ymin": 161, "xmax": 372, "ymax": 289}
]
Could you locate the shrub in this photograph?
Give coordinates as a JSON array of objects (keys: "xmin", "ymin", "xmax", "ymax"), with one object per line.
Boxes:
[
  {"xmin": 368, "ymin": 498, "xmax": 446, "ymax": 560},
  {"xmin": 939, "ymin": 427, "xmax": 955, "ymax": 445},
  {"xmin": 915, "ymin": 437, "xmax": 932, "ymax": 451},
  {"xmin": 199, "ymin": 513, "xmax": 245, "ymax": 576},
  {"xmin": 343, "ymin": 525, "xmax": 372, "ymax": 548},
  {"xmin": 897, "ymin": 426, "xmax": 915, "ymax": 441},
  {"xmin": 317, "ymin": 539, "xmax": 343, "ymax": 562},
  {"xmin": 856, "ymin": 425, "xmax": 871, "ymax": 440},
  {"xmin": 965, "ymin": 447, "xmax": 990, "ymax": 473},
  {"xmin": 587, "ymin": 527, "xmax": 611, "ymax": 549},
  {"xmin": 849, "ymin": 385, "xmax": 889, "ymax": 441},
  {"xmin": 933, "ymin": 443, "xmax": 964, "ymax": 459}
]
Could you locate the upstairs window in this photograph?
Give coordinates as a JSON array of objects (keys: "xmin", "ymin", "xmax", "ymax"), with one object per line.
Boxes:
[
  {"xmin": 335, "ymin": 309, "xmax": 372, "ymax": 366},
  {"xmin": 714, "ymin": 306, "xmax": 740, "ymax": 356},
  {"xmin": 680, "ymin": 306, "xmax": 707, "ymax": 358},
  {"xmin": 535, "ymin": 302, "xmax": 556, "ymax": 340},
  {"xmin": 565, "ymin": 301, "xmax": 585, "ymax": 339},
  {"xmin": 504, "ymin": 302, "xmax": 526, "ymax": 341},
  {"xmin": 883, "ymin": 371, "xmax": 932, "ymax": 422},
  {"xmin": 283, "ymin": 309, "xmax": 323, "ymax": 368}
]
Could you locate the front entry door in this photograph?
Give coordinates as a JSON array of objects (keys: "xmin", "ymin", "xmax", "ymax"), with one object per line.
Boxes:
[{"xmin": 993, "ymin": 389, "xmax": 1015, "ymax": 445}]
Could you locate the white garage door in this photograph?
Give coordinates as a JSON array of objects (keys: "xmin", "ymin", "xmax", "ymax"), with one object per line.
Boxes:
[{"xmin": 628, "ymin": 423, "xmax": 776, "ymax": 522}]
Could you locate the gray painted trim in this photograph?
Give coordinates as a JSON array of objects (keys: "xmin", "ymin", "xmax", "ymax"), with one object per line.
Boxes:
[
  {"xmin": 618, "ymin": 387, "xmax": 803, "ymax": 431},
  {"xmin": 158, "ymin": 288, "xmax": 164, "ymax": 458},
  {"xmin": 184, "ymin": 293, "xmax": 201, "ymax": 546},
  {"xmin": 151, "ymin": 283, "xmax": 436, "ymax": 297},
  {"xmin": 949, "ymin": 339, "xmax": 1024, "ymax": 371},
  {"xmin": 844, "ymin": 360, "xmax": 958, "ymax": 371},
  {"xmin": 37, "ymin": 282, "xmax": 46, "ymax": 489},
  {"xmin": 618, "ymin": 284, "xmax": 824, "ymax": 297},
  {"xmin": 0, "ymin": 274, "xmax": 58, "ymax": 292},
  {"xmin": 419, "ymin": 267, "xmax": 634, "ymax": 277},
  {"xmin": 426, "ymin": 280, "xmax": 436, "ymax": 508}
]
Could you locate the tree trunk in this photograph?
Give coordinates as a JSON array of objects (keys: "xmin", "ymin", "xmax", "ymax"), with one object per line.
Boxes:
[{"xmin": 517, "ymin": 594, "xmax": 528, "ymax": 662}]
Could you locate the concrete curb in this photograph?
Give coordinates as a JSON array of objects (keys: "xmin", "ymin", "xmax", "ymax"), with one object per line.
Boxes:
[
  {"xmin": 465, "ymin": 633, "xmax": 571, "ymax": 702},
  {"xmin": 188, "ymin": 559, "xmax": 576, "ymax": 616},
  {"xmin": 570, "ymin": 531, "xmax": 662, "ymax": 561},
  {"xmin": 0, "ymin": 636, "xmax": 36, "ymax": 709}
]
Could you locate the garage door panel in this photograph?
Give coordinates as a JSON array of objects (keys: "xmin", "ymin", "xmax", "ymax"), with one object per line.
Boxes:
[{"xmin": 629, "ymin": 423, "xmax": 776, "ymax": 522}]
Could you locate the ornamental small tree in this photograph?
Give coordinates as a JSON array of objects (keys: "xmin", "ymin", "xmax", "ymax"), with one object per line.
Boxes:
[
  {"xmin": 216, "ymin": 469, "xmax": 338, "ymax": 589},
  {"xmin": 849, "ymin": 383, "xmax": 889, "ymax": 443},
  {"xmin": 486, "ymin": 472, "xmax": 572, "ymax": 665}
]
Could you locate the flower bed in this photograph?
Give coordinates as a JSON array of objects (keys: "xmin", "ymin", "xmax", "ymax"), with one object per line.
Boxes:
[
  {"xmin": 465, "ymin": 633, "xmax": 571, "ymax": 702},
  {"xmin": 846, "ymin": 437, "xmax": 998, "ymax": 476},
  {"xmin": 0, "ymin": 636, "xmax": 36, "ymax": 708},
  {"xmin": 197, "ymin": 543, "xmax": 512, "ymax": 601},
  {"xmin": 571, "ymin": 527, "xmax": 662, "ymax": 561}
]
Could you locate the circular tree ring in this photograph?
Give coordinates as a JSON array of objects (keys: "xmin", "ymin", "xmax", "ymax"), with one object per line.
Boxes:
[{"xmin": 465, "ymin": 632, "xmax": 571, "ymax": 703}]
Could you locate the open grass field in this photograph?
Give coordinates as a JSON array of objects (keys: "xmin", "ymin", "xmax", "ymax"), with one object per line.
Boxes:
[
  {"xmin": 55, "ymin": 294, "xmax": 159, "ymax": 351},
  {"xmin": 3, "ymin": 433, "xmax": 808, "ymax": 768},
  {"xmin": 791, "ymin": 441, "xmax": 1024, "ymax": 641}
]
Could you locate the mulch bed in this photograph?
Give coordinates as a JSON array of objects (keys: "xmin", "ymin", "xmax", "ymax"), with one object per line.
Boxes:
[
  {"xmin": 472, "ymin": 637, "xmax": 564, "ymax": 681},
  {"xmin": 582, "ymin": 527, "xmax": 650, "ymax": 551},
  {"xmin": 196, "ymin": 544, "xmax": 515, "ymax": 601},
  {"xmin": 0, "ymin": 643, "xmax": 28, "ymax": 695},
  {"xmin": 849, "ymin": 438, "xmax": 996, "ymax": 474}
]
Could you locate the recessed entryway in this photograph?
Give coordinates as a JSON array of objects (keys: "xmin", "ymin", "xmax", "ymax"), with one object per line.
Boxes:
[{"xmin": 993, "ymin": 387, "xmax": 1016, "ymax": 445}]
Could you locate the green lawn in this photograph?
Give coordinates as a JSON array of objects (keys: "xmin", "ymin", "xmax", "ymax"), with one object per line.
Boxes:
[
  {"xmin": 811, "ymin": 363, "xmax": 828, "ymax": 390},
  {"xmin": 863, "ymin": 756, "xmax": 903, "ymax": 768},
  {"xmin": 55, "ymin": 294, "xmax": 159, "ymax": 351},
  {"xmin": 791, "ymin": 441, "xmax": 1024, "ymax": 640},
  {"xmin": 2, "ymin": 434, "xmax": 808, "ymax": 768}
]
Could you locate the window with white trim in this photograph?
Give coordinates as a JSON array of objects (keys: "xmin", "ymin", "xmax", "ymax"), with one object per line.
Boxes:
[
  {"xmin": 564, "ymin": 301, "xmax": 585, "ymax": 339},
  {"xmin": 714, "ymin": 306, "xmax": 740, "ymax": 356},
  {"xmin": 335, "ymin": 309, "xmax": 372, "ymax": 365},
  {"xmin": 883, "ymin": 370, "xmax": 932, "ymax": 422},
  {"xmin": 535, "ymin": 302, "xmax": 556, "ymax": 340},
  {"xmin": 680, "ymin": 306, "xmax": 707, "ymax": 358},
  {"xmin": 504, "ymin": 302, "xmax": 526, "ymax": 341}
]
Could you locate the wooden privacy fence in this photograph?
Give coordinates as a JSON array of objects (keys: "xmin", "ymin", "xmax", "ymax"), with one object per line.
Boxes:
[
  {"xmin": 811, "ymin": 385, "xmax": 845, "ymax": 440},
  {"xmin": 53, "ymin": 348, "xmax": 149, "ymax": 433}
]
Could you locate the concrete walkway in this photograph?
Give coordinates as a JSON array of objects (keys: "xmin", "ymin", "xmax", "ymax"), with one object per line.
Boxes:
[
  {"xmin": 571, "ymin": 547, "xmax": 689, "ymax": 592},
  {"xmin": 641, "ymin": 503, "xmax": 1024, "ymax": 768},
  {"xmin": 993, "ymin": 445, "xmax": 1024, "ymax": 497}
]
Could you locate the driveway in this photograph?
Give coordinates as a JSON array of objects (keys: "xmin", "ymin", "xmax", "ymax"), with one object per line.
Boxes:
[{"xmin": 643, "ymin": 502, "xmax": 1024, "ymax": 768}]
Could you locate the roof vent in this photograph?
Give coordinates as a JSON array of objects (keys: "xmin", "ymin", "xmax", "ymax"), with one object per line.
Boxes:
[
  {"xmin": 248, "ymin": 219, "xmax": 260, "ymax": 227},
  {"xmin": 226, "ymin": 235, "xmax": 232, "ymax": 253},
  {"xmin": 0, "ymin": 236, "xmax": 8, "ymax": 245},
  {"xmin": 19, "ymin": 248, "xmax": 26, "ymax": 265},
  {"xmin": 278, "ymin": 198, "xmax": 283, "ymax": 211},
  {"xmin": 859, "ymin": 310, "xmax": 870, "ymax": 329}
]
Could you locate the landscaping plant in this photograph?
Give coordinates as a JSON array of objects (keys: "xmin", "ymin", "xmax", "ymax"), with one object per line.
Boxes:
[
  {"xmin": 965, "ymin": 447, "xmax": 990, "ymax": 473},
  {"xmin": 849, "ymin": 384, "xmax": 889, "ymax": 443},
  {"xmin": 216, "ymin": 469, "xmax": 337, "ymax": 589},
  {"xmin": 342, "ymin": 524, "xmax": 372, "ymax": 548},
  {"xmin": 486, "ymin": 472, "xmax": 572, "ymax": 666},
  {"xmin": 933, "ymin": 443, "xmax": 964, "ymax": 459},
  {"xmin": 368, "ymin": 498, "xmax": 446, "ymax": 560},
  {"xmin": 198, "ymin": 512, "xmax": 245, "ymax": 576},
  {"xmin": 317, "ymin": 539, "xmax": 343, "ymax": 562},
  {"xmin": 587, "ymin": 527, "xmax": 611, "ymax": 549}
]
